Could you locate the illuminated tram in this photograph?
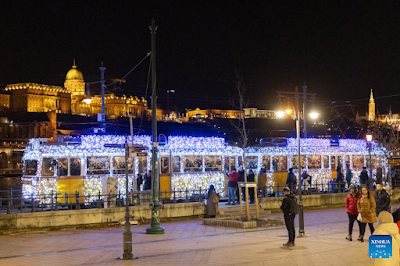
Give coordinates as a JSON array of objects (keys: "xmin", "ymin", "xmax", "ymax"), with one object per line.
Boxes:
[{"xmin": 21, "ymin": 135, "xmax": 388, "ymax": 201}]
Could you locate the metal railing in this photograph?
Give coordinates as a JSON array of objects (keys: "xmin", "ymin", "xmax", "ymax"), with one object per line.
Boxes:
[{"xmin": 0, "ymin": 188, "xmax": 211, "ymax": 215}]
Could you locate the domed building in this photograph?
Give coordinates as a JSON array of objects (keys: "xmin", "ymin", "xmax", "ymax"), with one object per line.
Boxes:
[{"xmin": 2, "ymin": 61, "xmax": 149, "ymax": 119}]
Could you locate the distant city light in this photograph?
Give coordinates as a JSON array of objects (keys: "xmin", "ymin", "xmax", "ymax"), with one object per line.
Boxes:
[
  {"xmin": 309, "ymin": 112, "xmax": 319, "ymax": 120},
  {"xmin": 276, "ymin": 111, "xmax": 285, "ymax": 118}
]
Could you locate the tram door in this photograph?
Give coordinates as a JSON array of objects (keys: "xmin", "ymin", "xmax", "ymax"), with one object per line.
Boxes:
[{"xmin": 160, "ymin": 155, "xmax": 171, "ymax": 196}]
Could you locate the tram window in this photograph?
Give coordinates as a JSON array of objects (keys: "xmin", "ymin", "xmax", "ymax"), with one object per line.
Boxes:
[
  {"xmin": 42, "ymin": 158, "xmax": 55, "ymax": 176},
  {"xmin": 272, "ymin": 156, "xmax": 279, "ymax": 171},
  {"xmin": 352, "ymin": 155, "xmax": 364, "ymax": 170},
  {"xmin": 245, "ymin": 156, "xmax": 258, "ymax": 170},
  {"xmin": 113, "ymin": 157, "xmax": 133, "ymax": 175},
  {"xmin": 224, "ymin": 157, "xmax": 229, "ymax": 172},
  {"xmin": 138, "ymin": 156, "xmax": 147, "ymax": 174},
  {"xmin": 57, "ymin": 158, "xmax": 68, "ymax": 176},
  {"xmin": 345, "ymin": 155, "xmax": 350, "ymax": 167},
  {"xmin": 262, "ymin": 156, "xmax": 270, "ymax": 171},
  {"xmin": 238, "ymin": 157, "xmax": 243, "ymax": 168},
  {"xmin": 366, "ymin": 155, "xmax": 377, "ymax": 169},
  {"xmin": 183, "ymin": 156, "xmax": 203, "ymax": 172},
  {"xmin": 279, "ymin": 156, "xmax": 287, "ymax": 171},
  {"xmin": 24, "ymin": 160, "xmax": 37, "ymax": 175},
  {"xmin": 291, "ymin": 156, "xmax": 305, "ymax": 169},
  {"xmin": 307, "ymin": 155, "xmax": 321, "ymax": 169},
  {"xmin": 161, "ymin": 156, "xmax": 170, "ymax": 174},
  {"xmin": 87, "ymin": 156, "xmax": 110, "ymax": 175},
  {"xmin": 230, "ymin": 158, "xmax": 235, "ymax": 170},
  {"xmin": 70, "ymin": 158, "xmax": 81, "ymax": 176},
  {"xmin": 331, "ymin": 156, "xmax": 336, "ymax": 170},
  {"xmin": 205, "ymin": 156, "xmax": 222, "ymax": 171},
  {"xmin": 172, "ymin": 156, "xmax": 180, "ymax": 173},
  {"xmin": 323, "ymin": 156, "xmax": 329, "ymax": 169}
]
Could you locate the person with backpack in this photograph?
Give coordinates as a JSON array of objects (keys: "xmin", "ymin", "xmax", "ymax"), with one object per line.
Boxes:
[
  {"xmin": 285, "ymin": 168, "xmax": 297, "ymax": 193},
  {"xmin": 281, "ymin": 187, "xmax": 298, "ymax": 247}
]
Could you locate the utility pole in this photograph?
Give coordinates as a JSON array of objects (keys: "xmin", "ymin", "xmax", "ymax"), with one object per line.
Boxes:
[
  {"xmin": 302, "ymin": 82, "xmax": 307, "ymax": 138},
  {"xmin": 295, "ymin": 86, "xmax": 305, "ymax": 237},
  {"xmin": 146, "ymin": 19, "xmax": 165, "ymax": 235},
  {"xmin": 99, "ymin": 62, "xmax": 106, "ymax": 133}
]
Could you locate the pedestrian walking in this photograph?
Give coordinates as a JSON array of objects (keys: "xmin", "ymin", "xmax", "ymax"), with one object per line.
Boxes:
[
  {"xmin": 281, "ymin": 187, "xmax": 298, "ymax": 247},
  {"xmin": 301, "ymin": 170, "xmax": 311, "ymax": 191},
  {"xmin": 357, "ymin": 186, "xmax": 376, "ymax": 242},
  {"xmin": 285, "ymin": 168, "xmax": 297, "ymax": 193},
  {"xmin": 247, "ymin": 169, "xmax": 255, "ymax": 204},
  {"xmin": 359, "ymin": 167, "xmax": 369, "ymax": 186},
  {"xmin": 257, "ymin": 168, "xmax": 267, "ymax": 197},
  {"xmin": 372, "ymin": 211, "xmax": 400, "ymax": 266},
  {"xmin": 345, "ymin": 184, "xmax": 360, "ymax": 241},
  {"xmin": 136, "ymin": 173, "xmax": 143, "ymax": 192},
  {"xmin": 227, "ymin": 169, "xmax": 238, "ymax": 205},
  {"xmin": 143, "ymin": 170, "xmax": 152, "ymax": 191},
  {"xmin": 345, "ymin": 164, "xmax": 353, "ymax": 188},
  {"xmin": 375, "ymin": 183, "xmax": 390, "ymax": 216},
  {"xmin": 206, "ymin": 185, "xmax": 218, "ymax": 218}
]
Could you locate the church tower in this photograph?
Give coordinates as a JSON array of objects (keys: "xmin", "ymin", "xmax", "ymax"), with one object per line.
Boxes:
[
  {"xmin": 368, "ymin": 89, "xmax": 375, "ymax": 121},
  {"xmin": 64, "ymin": 60, "xmax": 85, "ymax": 98}
]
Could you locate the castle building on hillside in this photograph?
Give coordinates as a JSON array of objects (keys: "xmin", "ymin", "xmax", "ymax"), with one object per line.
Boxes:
[{"xmin": 2, "ymin": 62, "xmax": 149, "ymax": 119}]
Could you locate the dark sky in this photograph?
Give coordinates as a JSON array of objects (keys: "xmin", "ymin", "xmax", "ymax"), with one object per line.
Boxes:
[{"xmin": 1, "ymin": 1, "xmax": 400, "ymax": 114}]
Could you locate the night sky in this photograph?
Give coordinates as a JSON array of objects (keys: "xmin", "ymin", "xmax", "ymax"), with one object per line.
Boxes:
[{"xmin": 1, "ymin": 2, "xmax": 400, "ymax": 114}]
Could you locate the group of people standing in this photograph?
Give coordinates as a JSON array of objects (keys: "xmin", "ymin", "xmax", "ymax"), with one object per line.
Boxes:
[
  {"xmin": 226, "ymin": 166, "xmax": 267, "ymax": 205},
  {"xmin": 346, "ymin": 183, "xmax": 390, "ymax": 242}
]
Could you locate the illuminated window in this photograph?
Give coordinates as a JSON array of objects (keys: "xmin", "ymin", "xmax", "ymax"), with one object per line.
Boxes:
[
  {"xmin": 24, "ymin": 160, "xmax": 37, "ymax": 175},
  {"xmin": 245, "ymin": 156, "xmax": 258, "ymax": 170},
  {"xmin": 262, "ymin": 156, "xmax": 270, "ymax": 171},
  {"xmin": 352, "ymin": 155, "xmax": 364, "ymax": 170},
  {"xmin": 112, "ymin": 156, "xmax": 133, "ymax": 174},
  {"xmin": 57, "ymin": 158, "xmax": 68, "ymax": 176},
  {"xmin": 272, "ymin": 156, "xmax": 279, "ymax": 171},
  {"xmin": 331, "ymin": 156, "xmax": 337, "ymax": 170},
  {"xmin": 183, "ymin": 156, "xmax": 203, "ymax": 172},
  {"xmin": 366, "ymin": 155, "xmax": 377, "ymax": 169},
  {"xmin": 280, "ymin": 156, "xmax": 288, "ymax": 171},
  {"xmin": 161, "ymin": 156, "xmax": 170, "ymax": 174},
  {"xmin": 291, "ymin": 155, "xmax": 306, "ymax": 169},
  {"xmin": 205, "ymin": 156, "xmax": 222, "ymax": 171},
  {"xmin": 323, "ymin": 156, "xmax": 329, "ymax": 169},
  {"xmin": 42, "ymin": 158, "xmax": 55, "ymax": 176},
  {"xmin": 70, "ymin": 158, "xmax": 81, "ymax": 176},
  {"xmin": 307, "ymin": 155, "xmax": 321, "ymax": 169},
  {"xmin": 138, "ymin": 156, "xmax": 147, "ymax": 174},
  {"xmin": 87, "ymin": 156, "xmax": 110, "ymax": 175}
]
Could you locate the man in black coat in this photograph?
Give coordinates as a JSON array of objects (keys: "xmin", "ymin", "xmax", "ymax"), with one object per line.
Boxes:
[
  {"xmin": 375, "ymin": 183, "xmax": 390, "ymax": 216},
  {"xmin": 281, "ymin": 187, "xmax": 296, "ymax": 247},
  {"xmin": 359, "ymin": 167, "xmax": 369, "ymax": 185},
  {"xmin": 285, "ymin": 168, "xmax": 297, "ymax": 193}
]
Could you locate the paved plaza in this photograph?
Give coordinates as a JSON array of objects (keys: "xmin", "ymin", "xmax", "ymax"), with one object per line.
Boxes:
[{"xmin": 0, "ymin": 207, "xmax": 377, "ymax": 266}]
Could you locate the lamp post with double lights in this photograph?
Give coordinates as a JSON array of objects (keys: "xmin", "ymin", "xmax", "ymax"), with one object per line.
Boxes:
[
  {"xmin": 276, "ymin": 86, "xmax": 319, "ymax": 237},
  {"xmin": 366, "ymin": 129, "xmax": 374, "ymax": 191}
]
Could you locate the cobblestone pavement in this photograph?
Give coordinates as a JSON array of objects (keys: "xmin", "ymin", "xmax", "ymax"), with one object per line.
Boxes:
[{"xmin": 0, "ymin": 207, "xmax": 377, "ymax": 266}]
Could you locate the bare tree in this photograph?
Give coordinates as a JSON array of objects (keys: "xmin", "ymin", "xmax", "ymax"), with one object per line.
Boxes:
[{"xmin": 230, "ymin": 70, "xmax": 249, "ymax": 182}]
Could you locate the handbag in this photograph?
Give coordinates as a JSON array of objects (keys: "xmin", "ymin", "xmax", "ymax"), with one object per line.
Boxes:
[
  {"xmin": 357, "ymin": 213, "xmax": 362, "ymax": 221},
  {"xmin": 203, "ymin": 199, "xmax": 207, "ymax": 205}
]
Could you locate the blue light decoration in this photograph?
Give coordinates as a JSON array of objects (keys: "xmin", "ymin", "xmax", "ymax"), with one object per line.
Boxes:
[{"xmin": 21, "ymin": 135, "xmax": 389, "ymax": 200}]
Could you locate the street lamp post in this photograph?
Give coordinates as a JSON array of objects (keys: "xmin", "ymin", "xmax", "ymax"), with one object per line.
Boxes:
[
  {"xmin": 146, "ymin": 19, "xmax": 165, "ymax": 235},
  {"xmin": 366, "ymin": 130, "xmax": 374, "ymax": 191},
  {"xmin": 295, "ymin": 86, "xmax": 305, "ymax": 237}
]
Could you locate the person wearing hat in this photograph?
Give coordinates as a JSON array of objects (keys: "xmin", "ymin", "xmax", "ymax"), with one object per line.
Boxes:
[{"xmin": 345, "ymin": 184, "xmax": 360, "ymax": 241}]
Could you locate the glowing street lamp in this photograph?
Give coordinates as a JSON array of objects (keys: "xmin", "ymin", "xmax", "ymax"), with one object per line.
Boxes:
[
  {"xmin": 276, "ymin": 111, "xmax": 285, "ymax": 118},
  {"xmin": 309, "ymin": 111, "xmax": 319, "ymax": 120}
]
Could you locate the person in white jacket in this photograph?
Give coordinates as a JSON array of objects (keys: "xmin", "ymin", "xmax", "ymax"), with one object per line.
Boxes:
[{"xmin": 372, "ymin": 211, "xmax": 400, "ymax": 266}]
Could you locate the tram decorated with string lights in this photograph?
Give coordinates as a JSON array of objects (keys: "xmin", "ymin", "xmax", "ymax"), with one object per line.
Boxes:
[{"xmin": 21, "ymin": 135, "xmax": 388, "ymax": 201}]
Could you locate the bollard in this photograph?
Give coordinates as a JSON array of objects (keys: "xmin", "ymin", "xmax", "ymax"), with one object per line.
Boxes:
[
  {"xmin": 51, "ymin": 191, "xmax": 54, "ymax": 211},
  {"xmin": 199, "ymin": 187, "xmax": 202, "ymax": 202},
  {"xmin": 20, "ymin": 194, "xmax": 23, "ymax": 213},
  {"xmin": 97, "ymin": 192, "xmax": 101, "ymax": 209},
  {"xmin": 10, "ymin": 187, "xmax": 13, "ymax": 209},
  {"xmin": 173, "ymin": 188, "xmax": 176, "ymax": 203},
  {"xmin": 75, "ymin": 191, "xmax": 80, "ymax": 210},
  {"xmin": 108, "ymin": 193, "xmax": 111, "ymax": 208},
  {"xmin": 55, "ymin": 194, "xmax": 58, "ymax": 211},
  {"xmin": 7, "ymin": 195, "xmax": 11, "ymax": 214},
  {"xmin": 185, "ymin": 188, "xmax": 189, "ymax": 203},
  {"xmin": 31, "ymin": 193, "xmax": 35, "ymax": 212},
  {"xmin": 65, "ymin": 192, "xmax": 69, "ymax": 209}
]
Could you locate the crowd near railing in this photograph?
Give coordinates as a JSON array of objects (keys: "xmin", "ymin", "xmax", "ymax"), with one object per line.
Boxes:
[{"xmin": 0, "ymin": 181, "xmax": 396, "ymax": 215}]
